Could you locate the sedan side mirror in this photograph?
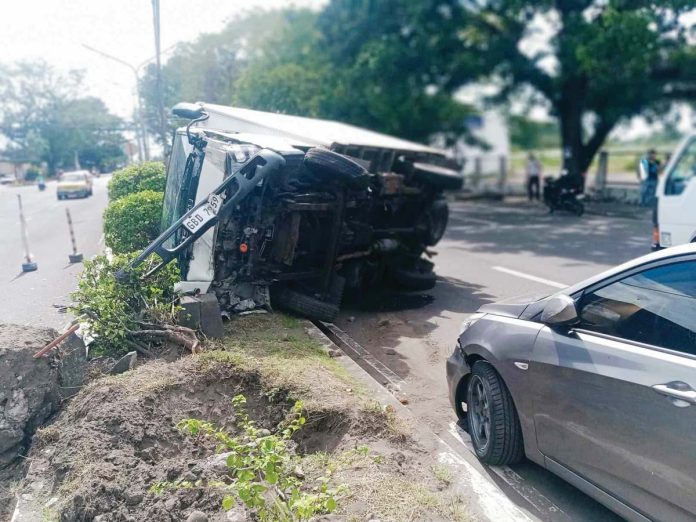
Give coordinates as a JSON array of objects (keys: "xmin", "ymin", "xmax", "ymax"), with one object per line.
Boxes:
[{"xmin": 541, "ymin": 294, "xmax": 579, "ymax": 327}]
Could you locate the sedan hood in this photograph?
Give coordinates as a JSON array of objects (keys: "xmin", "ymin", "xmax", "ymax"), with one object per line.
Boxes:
[{"xmin": 478, "ymin": 291, "xmax": 550, "ymax": 318}]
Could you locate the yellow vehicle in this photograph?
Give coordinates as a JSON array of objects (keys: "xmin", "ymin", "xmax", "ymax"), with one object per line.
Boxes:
[{"xmin": 56, "ymin": 170, "xmax": 93, "ymax": 200}]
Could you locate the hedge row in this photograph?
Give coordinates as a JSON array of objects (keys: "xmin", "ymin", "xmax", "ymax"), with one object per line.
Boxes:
[
  {"xmin": 107, "ymin": 161, "xmax": 166, "ymax": 201},
  {"xmin": 103, "ymin": 162, "xmax": 166, "ymax": 254}
]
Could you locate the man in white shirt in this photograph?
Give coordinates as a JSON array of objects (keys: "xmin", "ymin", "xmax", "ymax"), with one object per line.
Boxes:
[{"xmin": 526, "ymin": 153, "xmax": 542, "ymax": 201}]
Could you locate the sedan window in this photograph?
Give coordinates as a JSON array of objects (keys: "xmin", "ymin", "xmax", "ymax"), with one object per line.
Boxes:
[{"xmin": 578, "ymin": 261, "xmax": 696, "ymax": 354}]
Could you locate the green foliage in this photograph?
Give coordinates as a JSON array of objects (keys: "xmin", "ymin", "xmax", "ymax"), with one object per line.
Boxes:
[
  {"xmin": 0, "ymin": 61, "xmax": 125, "ymax": 175},
  {"xmin": 508, "ymin": 116, "xmax": 560, "ymax": 151},
  {"xmin": 103, "ymin": 190, "xmax": 163, "ymax": 254},
  {"xmin": 464, "ymin": 1, "xmax": 696, "ymax": 176},
  {"xmin": 70, "ymin": 253, "xmax": 180, "ymax": 356},
  {"xmin": 24, "ymin": 166, "xmax": 41, "ymax": 182},
  {"xmin": 172, "ymin": 394, "xmax": 345, "ymax": 521},
  {"xmin": 142, "ymin": 7, "xmax": 475, "ymax": 144},
  {"xmin": 108, "ymin": 162, "xmax": 166, "ymax": 201}
]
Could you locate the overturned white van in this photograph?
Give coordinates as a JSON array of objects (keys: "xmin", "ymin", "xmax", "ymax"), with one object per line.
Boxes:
[{"xmin": 125, "ymin": 102, "xmax": 463, "ymax": 321}]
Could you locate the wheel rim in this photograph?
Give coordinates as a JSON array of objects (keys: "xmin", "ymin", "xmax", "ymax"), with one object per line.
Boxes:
[{"xmin": 469, "ymin": 375, "xmax": 491, "ymax": 453}]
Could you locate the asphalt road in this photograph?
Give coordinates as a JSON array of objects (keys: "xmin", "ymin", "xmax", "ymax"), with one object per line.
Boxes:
[
  {"xmin": 0, "ymin": 177, "xmax": 110, "ymax": 330},
  {"xmin": 336, "ymin": 199, "xmax": 653, "ymax": 522}
]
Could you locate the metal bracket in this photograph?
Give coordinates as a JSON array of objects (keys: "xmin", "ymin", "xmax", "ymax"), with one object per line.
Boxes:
[{"xmin": 117, "ymin": 148, "xmax": 286, "ymax": 281}]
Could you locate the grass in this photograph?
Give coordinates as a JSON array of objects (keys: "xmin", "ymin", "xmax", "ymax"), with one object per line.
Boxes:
[
  {"xmin": 343, "ymin": 472, "xmax": 471, "ymax": 522},
  {"xmin": 432, "ymin": 463, "xmax": 454, "ymax": 486},
  {"xmin": 304, "ymin": 447, "xmax": 471, "ymax": 522},
  {"xmin": 200, "ymin": 313, "xmax": 364, "ymax": 411}
]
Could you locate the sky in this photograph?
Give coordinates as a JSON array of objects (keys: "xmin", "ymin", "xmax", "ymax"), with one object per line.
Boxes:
[{"xmin": 0, "ymin": 0, "xmax": 324, "ymax": 119}]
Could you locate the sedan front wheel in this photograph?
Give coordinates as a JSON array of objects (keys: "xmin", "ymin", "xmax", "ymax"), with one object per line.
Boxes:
[{"xmin": 467, "ymin": 361, "xmax": 524, "ymax": 465}]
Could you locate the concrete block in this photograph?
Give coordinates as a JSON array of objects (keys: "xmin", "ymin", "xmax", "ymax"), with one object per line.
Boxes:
[{"xmin": 178, "ymin": 293, "xmax": 224, "ymax": 339}]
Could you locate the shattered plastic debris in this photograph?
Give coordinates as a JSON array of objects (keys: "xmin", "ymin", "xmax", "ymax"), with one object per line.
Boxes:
[{"xmin": 233, "ymin": 298, "xmax": 257, "ymax": 312}]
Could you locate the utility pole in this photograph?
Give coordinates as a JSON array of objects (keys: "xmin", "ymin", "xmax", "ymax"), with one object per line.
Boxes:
[
  {"xmin": 152, "ymin": 0, "xmax": 169, "ymax": 157},
  {"xmin": 82, "ymin": 44, "xmax": 150, "ymax": 162}
]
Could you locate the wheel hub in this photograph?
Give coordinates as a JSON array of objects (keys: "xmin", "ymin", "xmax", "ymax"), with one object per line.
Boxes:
[{"xmin": 470, "ymin": 376, "xmax": 491, "ymax": 451}]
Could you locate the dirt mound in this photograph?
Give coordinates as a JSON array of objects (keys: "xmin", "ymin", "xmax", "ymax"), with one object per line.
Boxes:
[
  {"xmin": 0, "ymin": 323, "xmax": 85, "ymax": 519},
  {"xmin": 15, "ymin": 314, "xmax": 467, "ymax": 522},
  {"xmin": 33, "ymin": 358, "xmax": 287, "ymax": 521}
]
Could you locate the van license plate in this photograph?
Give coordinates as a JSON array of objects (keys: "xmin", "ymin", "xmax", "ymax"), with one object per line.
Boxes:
[{"xmin": 183, "ymin": 204, "xmax": 216, "ymax": 233}]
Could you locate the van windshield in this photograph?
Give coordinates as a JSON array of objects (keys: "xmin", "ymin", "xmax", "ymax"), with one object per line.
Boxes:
[
  {"xmin": 666, "ymin": 139, "xmax": 696, "ymax": 196},
  {"xmin": 161, "ymin": 134, "xmax": 189, "ymax": 231}
]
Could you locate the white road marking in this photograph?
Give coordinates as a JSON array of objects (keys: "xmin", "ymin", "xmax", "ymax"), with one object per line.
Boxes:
[
  {"xmin": 438, "ymin": 449, "xmax": 535, "ymax": 522},
  {"xmin": 492, "ymin": 266, "xmax": 567, "ymax": 289},
  {"xmin": 448, "ymin": 422, "xmax": 565, "ymax": 519}
]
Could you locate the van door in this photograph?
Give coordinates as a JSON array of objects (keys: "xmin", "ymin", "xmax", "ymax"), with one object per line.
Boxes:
[{"xmin": 658, "ymin": 137, "xmax": 696, "ymax": 247}]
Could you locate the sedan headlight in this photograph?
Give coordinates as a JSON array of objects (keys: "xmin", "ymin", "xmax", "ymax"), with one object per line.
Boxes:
[{"xmin": 459, "ymin": 312, "xmax": 485, "ymax": 336}]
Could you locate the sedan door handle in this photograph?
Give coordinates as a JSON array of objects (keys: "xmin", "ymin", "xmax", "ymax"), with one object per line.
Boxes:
[{"xmin": 652, "ymin": 382, "xmax": 696, "ymax": 405}]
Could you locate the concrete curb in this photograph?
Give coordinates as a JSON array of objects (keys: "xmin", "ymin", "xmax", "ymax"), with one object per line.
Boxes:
[{"xmin": 302, "ymin": 320, "xmax": 539, "ymax": 522}]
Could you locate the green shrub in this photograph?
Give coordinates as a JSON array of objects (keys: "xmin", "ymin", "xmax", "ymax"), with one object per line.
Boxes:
[
  {"xmin": 103, "ymin": 190, "xmax": 163, "ymax": 254},
  {"xmin": 153, "ymin": 395, "xmax": 344, "ymax": 521},
  {"xmin": 70, "ymin": 253, "xmax": 180, "ymax": 355},
  {"xmin": 108, "ymin": 161, "xmax": 166, "ymax": 201}
]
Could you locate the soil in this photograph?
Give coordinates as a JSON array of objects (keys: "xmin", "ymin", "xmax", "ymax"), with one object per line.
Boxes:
[
  {"xmin": 0, "ymin": 322, "xmax": 85, "ymax": 521},
  {"xmin": 13, "ymin": 314, "xmax": 471, "ymax": 522}
]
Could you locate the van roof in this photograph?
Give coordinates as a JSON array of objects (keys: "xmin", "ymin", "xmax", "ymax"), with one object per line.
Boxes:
[{"xmin": 198, "ymin": 103, "xmax": 446, "ymax": 156}]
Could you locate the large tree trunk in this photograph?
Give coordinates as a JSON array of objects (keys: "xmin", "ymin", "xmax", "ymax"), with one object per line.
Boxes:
[
  {"xmin": 557, "ymin": 78, "xmax": 614, "ymax": 190},
  {"xmin": 558, "ymin": 81, "xmax": 586, "ymax": 187}
]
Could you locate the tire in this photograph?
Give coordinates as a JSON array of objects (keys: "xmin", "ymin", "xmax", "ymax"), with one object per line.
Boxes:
[
  {"xmin": 424, "ymin": 198, "xmax": 449, "ymax": 246},
  {"xmin": 389, "ymin": 259, "xmax": 437, "ymax": 291},
  {"xmin": 273, "ymin": 287, "xmax": 339, "ymax": 323},
  {"xmin": 574, "ymin": 201, "xmax": 584, "ymax": 216},
  {"xmin": 57, "ymin": 194, "xmax": 63, "ymax": 201},
  {"xmin": 303, "ymin": 148, "xmax": 369, "ymax": 189},
  {"xmin": 467, "ymin": 361, "xmax": 524, "ymax": 466},
  {"xmin": 412, "ymin": 162, "xmax": 463, "ymax": 191}
]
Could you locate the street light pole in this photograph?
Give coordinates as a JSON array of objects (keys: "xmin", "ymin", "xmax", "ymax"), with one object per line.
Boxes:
[
  {"xmin": 151, "ymin": 0, "xmax": 169, "ymax": 157},
  {"xmin": 82, "ymin": 44, "xmax": 150, "ymax": 162}
]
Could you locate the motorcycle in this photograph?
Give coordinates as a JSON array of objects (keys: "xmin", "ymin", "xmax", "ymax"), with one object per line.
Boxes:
[
  {"xmin": 543, "ymin": 175, "xmax": 584, "ymax": 216},
  {"xmin": 37, "ymin": 178, "xmax": 46, "ymax": 191}
]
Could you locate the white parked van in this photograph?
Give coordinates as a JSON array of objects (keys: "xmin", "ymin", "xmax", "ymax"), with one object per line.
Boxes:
[{"xmin": 654, "ymin": 133, "xmax": 696, "ymax": 249}]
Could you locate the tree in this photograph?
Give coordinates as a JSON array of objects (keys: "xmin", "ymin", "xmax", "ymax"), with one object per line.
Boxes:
[
  {"xmin": 233, "ymin": 10, "xmax": 333, "ymax": 117},
  {"xmin": 315, "ymin": 0, "xmax": 477, "ymax": 142},
  {"xmin": 142, "ymin": 5, "xmax": 476, "ymax": 145},
  {"xmin": 456, "ymin": 1, "xmax": 696, "ymax": 182},
  {"xmin": 0, "ymin": 61, "xmax": 125, "ymax": 175},
  {"xmin": 508, "ymin": 115, "xmax": 560, "ymax": 150},
  {"xmin": 139, "ymin": 10, "xmax": 295, "ymax": 144},
  {"xmin": 232, "ymin": 4, "xmax": 475, "ymax": 143}
]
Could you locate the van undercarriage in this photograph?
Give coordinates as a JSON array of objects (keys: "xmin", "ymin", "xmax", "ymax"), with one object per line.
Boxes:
[{"xmin": 123, "ymin": 103, "xmax": 462, "ymax": 322}]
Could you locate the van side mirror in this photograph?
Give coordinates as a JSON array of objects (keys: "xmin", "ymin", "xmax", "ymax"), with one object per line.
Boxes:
[
  {"xmin": 172, "ymin": 102, "xmax": 206, "ymax": 120},
  {"xmin": 541, "ymin": 294, "xmax": 579, "ymax": 327}
]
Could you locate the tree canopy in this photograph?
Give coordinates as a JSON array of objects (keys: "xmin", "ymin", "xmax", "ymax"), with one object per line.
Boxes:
[
  {"xmin": 0, "ymin": 62, "xmax": 126, "ymax": 174},
  {"xmin": 141, "ymin": 5, "xmax": 476, "ymax": 145},
  {"xmin": 458, "ymin": 0, "xmax": 696, "ymax": 180},
  {"xmin": 140, "ymin": 1, "xmax": 696, "ymax": 172}
]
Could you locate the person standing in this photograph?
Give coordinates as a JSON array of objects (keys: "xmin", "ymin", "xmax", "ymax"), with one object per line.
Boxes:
[
  {"xmin": 638, "ymin": 149, "xmax": 661, "ymax": 206},
  {"xmin": 525, "ymin": 153, "xmax": 542, "ymax": 201}
]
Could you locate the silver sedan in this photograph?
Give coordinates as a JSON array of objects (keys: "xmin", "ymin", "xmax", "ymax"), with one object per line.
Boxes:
[{"xmin": 446, "ymin": 243, "xmax": 696, "ymax": 522}]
